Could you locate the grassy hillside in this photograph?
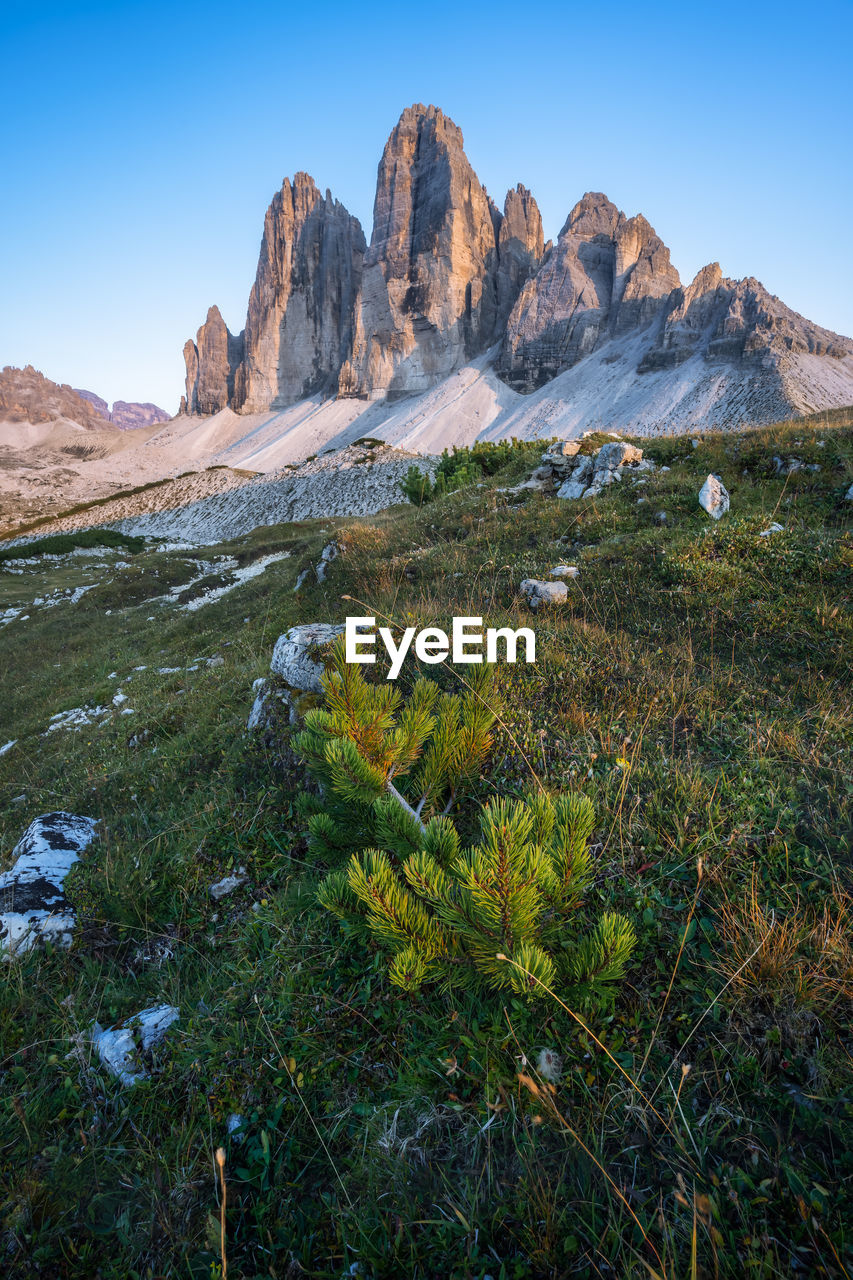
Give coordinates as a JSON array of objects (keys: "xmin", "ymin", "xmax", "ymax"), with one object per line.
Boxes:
[{"xmin": 1, "ymin": 418, "xmax": 851, "ymax": 1278}]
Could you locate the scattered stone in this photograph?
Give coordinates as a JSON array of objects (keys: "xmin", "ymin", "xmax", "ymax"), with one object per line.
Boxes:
[
  {"xmin": 1, "ymin": 813, "xmax": 98, "ymax": 957},
  {"xmin": 656, "ymin": 511, "xmax": 668, "ymax": 523},
  {"xmin": 846, "ymin": 482, "xmax": 853, "ymax": 501},
  {"xmin": 210, "ymin": 870, "xmax": 248, "ymax": 901},
  {"xmin": 0, "ymin": 739, "xmax": 16, "ymax": 757},
  {"xmin": 316, "ymin": 542, "xmax": 339, "ymax": 583},
  {"xmin": 698, "ymin": 474, "xmax": 730, "ymax": 519},
  {"xmin": 520, "ymin": 579, "xmax": 568, "ymax": 609},
  {"xmin": 549, "ymin": 565, "xmax": 579, "ymax": 578},
  {"xmin": 270, "ymin": 624, "xmax": 345, "ymax": 694},
  {"xmin": 594, "ymin": 441, "xmax": 643, "ymax": 471},
  {"xmin": 293, "ymin": 568, "xmax": 311, "ymax": 592},
  {"xmin": 760, "ymin": 522, "xmax": 784, "ymax": 537},
  {"xmin": 542, "ymin": 440, "xmax": 581, "ymax": 470},
  {"xmin": 207, "ymin": 656, "xmax": 225, "ymax": 668},
  {"xmin": 90, "ymin": 1004, "xmax": 179, "ymax": 1087},
  {"xmin": 46, "ymin": 705, "xmax": 110, "ymax": 732},
  {"xmin": 556, "ymin": 478, "xmax": 587, "ymax": 501}
]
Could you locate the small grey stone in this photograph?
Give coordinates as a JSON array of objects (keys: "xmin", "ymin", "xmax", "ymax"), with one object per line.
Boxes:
[
  {"xmin": 556, "ymin": 478, "xmax": 587, "ymax": 500},
  {"xmin": 594, "ymin": 442, "xmax": 643, "ymax": 472},
  {"xmin": 519, "ymin": 579, "xmax": 568, "ymax": 609}
]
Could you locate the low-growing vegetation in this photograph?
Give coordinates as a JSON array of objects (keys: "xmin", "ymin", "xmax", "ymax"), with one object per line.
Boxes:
[
  {"xmin": 0, "ymin": 415, "xmax": 851, "ymax": 1278},
  {"xmin": 401, "ymin": 438, "xmax": 546, "ymax": 503},
  {"xmin": 0, "ymin": 528, "xmax": 146, "ymax": 563}
]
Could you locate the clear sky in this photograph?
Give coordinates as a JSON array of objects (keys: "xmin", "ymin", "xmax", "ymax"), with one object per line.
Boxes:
[{"xmin": 2, "ymin": 0, "xmax": 851, "ymax": 413}]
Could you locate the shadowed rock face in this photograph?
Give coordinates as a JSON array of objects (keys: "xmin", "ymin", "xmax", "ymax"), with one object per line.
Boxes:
[
  {"xmin": 182, "ymin": 306, "xmax": 244, "ymax": 415},
  {"xmin": 497, "ymin": 193, "xmax": 681, "ymax": 391},
  {"xmin": 496, "ymin": 184, "xmax": 545, "ymax": 332},
  {"xmin": 339, "ymin": 106, "xmax": 542, "ymax": 400},
  {"xmin": 234, "ymin": 173, "xmax": 366, "ymax": 412}
]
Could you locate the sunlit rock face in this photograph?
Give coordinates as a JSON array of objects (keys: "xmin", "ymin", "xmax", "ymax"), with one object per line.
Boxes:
[{"xmin": 339, "ymin": 105, "xmax": 543, "ymax": 401}]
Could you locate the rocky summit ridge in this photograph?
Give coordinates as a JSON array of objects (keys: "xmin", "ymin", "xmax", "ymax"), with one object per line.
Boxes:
[{"xmin": 182, "ymin": 104, "xmax": 853, "ymax": 433}]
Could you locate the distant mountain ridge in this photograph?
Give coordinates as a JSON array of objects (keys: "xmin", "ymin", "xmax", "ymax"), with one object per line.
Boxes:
[
  {"xmin": 74, "ymin": 389, "xmax": 170, "ymax": 430},
  {"xmin": 0, "ymin": 366, "xmax": 170, "ymax": 432},
  {"xmin": 181, "ymin": 103, "xmax": 853, "ymax": 434}
]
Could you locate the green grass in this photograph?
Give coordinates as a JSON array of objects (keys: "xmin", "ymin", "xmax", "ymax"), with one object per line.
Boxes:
[
  {"xmin": 1, "ymin": 417, "xmax": 852, "ymax": 1278},
  {"xmin": 0, "ymin": 528, "xmax": 146, "ymax": 563}
]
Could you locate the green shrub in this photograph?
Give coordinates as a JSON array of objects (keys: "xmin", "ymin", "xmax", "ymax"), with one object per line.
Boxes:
[
  {"xmin": 400, "ymin": 439, "xmax": 547, "ymax": 505},
  {"xmin": 317, "ymin": 789, "xmax": 635, "ymax": 1002},
  {"xmin": 297, "ymin": 646, "xmax": 635, "ymax": 1003},
  {"xmin": 0, "ymin": 528, "xmax": 145, "ymax": 562},
  {"xmin": 294, "ymin": 641, "xmax": 496, "ymax": 860}
]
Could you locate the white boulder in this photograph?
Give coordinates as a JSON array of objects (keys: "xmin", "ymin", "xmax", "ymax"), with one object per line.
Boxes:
[
  {"xmin": 698, "ymin": 475, "xmax": 730, "ymax": 519},
  {"xmin": 90, "ymin": 1004, "xmax": 179, "ymax": 1087},
  {"xmin": 1, "ymin": 813, "xmax": 98, "ymax": 957},
  {"xmin": 270, "ymin": 624, "xmax": 345, "ymax": 694}
]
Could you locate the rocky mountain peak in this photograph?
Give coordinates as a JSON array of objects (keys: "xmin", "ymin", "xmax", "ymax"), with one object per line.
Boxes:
[
  {"xmin": 564, "ymin": 191, "xmax": 624, "ymax": 239},
  {"xmin": 177, "ymin": 104, "xmax": 853, "ymax": 429},
  {"xmin": 497, "ymin": 193, "xmax": 681, "ymax": 390},
  {"xmin": 338, "ymin": 104, "xmax": 543, "ymax": 400}
]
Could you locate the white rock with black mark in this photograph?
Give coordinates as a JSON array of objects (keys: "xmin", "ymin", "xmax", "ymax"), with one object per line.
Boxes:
[
  {"xmin": 0, "ymin": 813, "xmax": 98, "ymax": 957},
  {"xmin": 698, "ymin": 475, "xmax": 730, "ymax": 520},
  {"xmin": 90, "ymin": 1004, "xmax": 179, "ymax": 1087}
]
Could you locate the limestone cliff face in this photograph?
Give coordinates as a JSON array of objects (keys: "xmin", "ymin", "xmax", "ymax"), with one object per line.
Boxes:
[
  {"xmin": 176, "ymin": 105, "xmax": 853, "ymax": 428},
  {"xmin": 496, "ymin": 184, "xmax": 545, "ymax": 331},
  {"xmin": 339, "ymin": 105, "xmax": 541, "ymax": 400},
  {"xmin": 234, "ymin": 173, "xmax": 366, "ymax": 412},
  {"xmin": 182, "ymin": 175, "xmax": 364, "ymax": 415},
  {"xmin": 182, "ymin": 306, "xmax": 244, "ymax": 415},
  {"xmin": 638, "ymin": 264, "xmax": 853, "ymax": 372},
  {"xmin": 497, "ymin": 193, "xmax": 681, "ymax": 391}
]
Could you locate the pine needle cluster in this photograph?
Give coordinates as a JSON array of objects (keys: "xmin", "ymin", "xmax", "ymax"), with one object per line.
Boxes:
[
  {"xmin": 296, "ymin": 646, "xmax": 636, "ymax": 1003},
  {"xmin": 293, "ymin": 639, "xmax": 496, "ymax": 861}
]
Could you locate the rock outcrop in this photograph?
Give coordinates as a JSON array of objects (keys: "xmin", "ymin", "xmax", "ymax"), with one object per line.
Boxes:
[
  {"xmin": 638, "ymin": 266, "xmax": 853, "ymax": 372},
  {"xmin": 338, "ymin": 106, "xmax": 502, "ymax": 400},
  {"xmin": 496, "ymin": 184, "xmax": 545, "ymax": 331},
  {"xmin": 0, "ymin": 367, "xmax": 114, "ymax": 430},
  {"xmin": 108, "ymin": 400, "xmax": 171, "ymax": 430},
  {"xmin": 235, "ymin": 173, "xmax": 366, "ymax": 411},
  {"xmin": 182, "ymin": 305, "xmax": 245, "ymax": 416},
  {"xmin": 497, "ymin": 193, "xmax": 681, "ymax": 391},
  {"xmin": 183, "ymin": 176, "xmax": 365, "ymax": 416}
]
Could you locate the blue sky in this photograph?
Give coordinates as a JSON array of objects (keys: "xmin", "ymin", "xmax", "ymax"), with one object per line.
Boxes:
[{"xmin": 2, "ymin": 0, "xmax": 851, "ymax": 412}]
